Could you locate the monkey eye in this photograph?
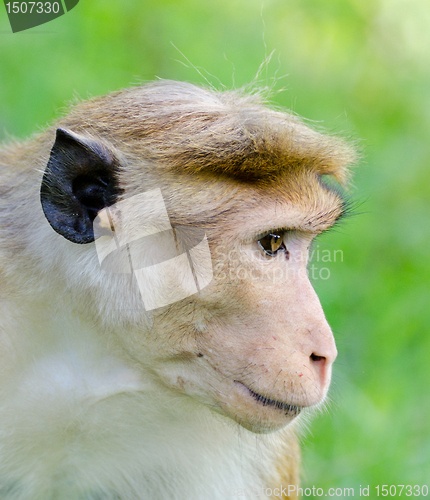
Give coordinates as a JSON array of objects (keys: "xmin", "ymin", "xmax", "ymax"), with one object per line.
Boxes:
[{"xmin": 257, "ymin": 231, "xmax": 287, "ymax": 257}]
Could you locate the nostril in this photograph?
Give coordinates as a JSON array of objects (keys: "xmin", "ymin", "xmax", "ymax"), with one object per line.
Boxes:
[
  {"xmin": 310, "ymin": 353, "xmax": 326, "ymax": 363},
  {"xmin": 310, "ymin": 353, "xmax": 330, "ymax": 389}
]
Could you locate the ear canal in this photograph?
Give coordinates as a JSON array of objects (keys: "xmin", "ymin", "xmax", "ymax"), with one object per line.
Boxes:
[{"xmin": 40, "ymin": 128, "xmax": 121, "ymax": 244}]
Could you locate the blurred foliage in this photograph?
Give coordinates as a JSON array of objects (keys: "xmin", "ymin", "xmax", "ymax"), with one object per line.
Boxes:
[{"xmin": 1, "ymin": 0, "xmax": 429, "ymax": 494}]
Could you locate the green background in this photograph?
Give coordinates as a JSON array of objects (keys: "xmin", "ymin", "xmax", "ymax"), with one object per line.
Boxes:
[{"xmin": 1, "ymin": 0, "xmax": 429, "ymax": 494}]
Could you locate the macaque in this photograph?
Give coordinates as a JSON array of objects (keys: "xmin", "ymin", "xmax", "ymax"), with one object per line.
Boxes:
[{"xmin": 0, "ymin": 80, "xmax": 355, "ymax": 499}]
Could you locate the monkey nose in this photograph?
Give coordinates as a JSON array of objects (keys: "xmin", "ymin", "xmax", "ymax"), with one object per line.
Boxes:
[
  {"xmin": 309, "ymin": 347, "xmax": 337, "ymax": 389},
  {"xmin": 310, "ymin": 339, "xmax": 338, "ymax": 365}
]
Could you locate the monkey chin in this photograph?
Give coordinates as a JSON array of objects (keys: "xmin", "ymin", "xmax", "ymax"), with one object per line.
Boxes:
[{"xmin": 217, "ymin": 381, "xmax": 305, "ymax": 434}]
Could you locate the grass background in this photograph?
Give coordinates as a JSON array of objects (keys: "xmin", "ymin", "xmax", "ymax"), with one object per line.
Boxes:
[{"xmin": 1, "ymin": 0, "xmax": 429, "ymax": 495}]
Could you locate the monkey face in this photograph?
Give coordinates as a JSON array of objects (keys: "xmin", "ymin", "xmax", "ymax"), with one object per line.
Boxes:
[
  {"xmin": 39, "ymin": 127, "xmax": 342, "ymax": 434},
  {"xmin": 137, "ymin": 182, "xmax": 341, "ymax": 434}
]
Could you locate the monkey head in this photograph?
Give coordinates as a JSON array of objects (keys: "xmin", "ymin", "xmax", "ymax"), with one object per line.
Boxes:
[{"xmin": 39, "ymin": 81, "xmax": 354, "ymax": 434}]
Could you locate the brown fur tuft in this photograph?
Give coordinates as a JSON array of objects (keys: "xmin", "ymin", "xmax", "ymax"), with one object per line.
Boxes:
[{"xmin": 56, "ymin": 80, "xmax": 356, "ymax": 185}]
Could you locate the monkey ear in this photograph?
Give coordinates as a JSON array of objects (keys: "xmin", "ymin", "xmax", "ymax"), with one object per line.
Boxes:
[{"xmin": 40, "ymin": 128, "xmax": 121, "ymax": 244}]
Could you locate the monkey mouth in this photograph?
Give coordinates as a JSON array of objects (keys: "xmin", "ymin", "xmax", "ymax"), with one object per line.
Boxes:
[{"xmin": 234, "ymin": 381, "xmax": 302, "ymax": 417}]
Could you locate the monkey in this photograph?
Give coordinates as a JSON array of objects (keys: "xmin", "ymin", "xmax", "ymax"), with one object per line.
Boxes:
[{"xmin": 0, "ymin": 80, "xmax": 355, "ymax": 500}]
